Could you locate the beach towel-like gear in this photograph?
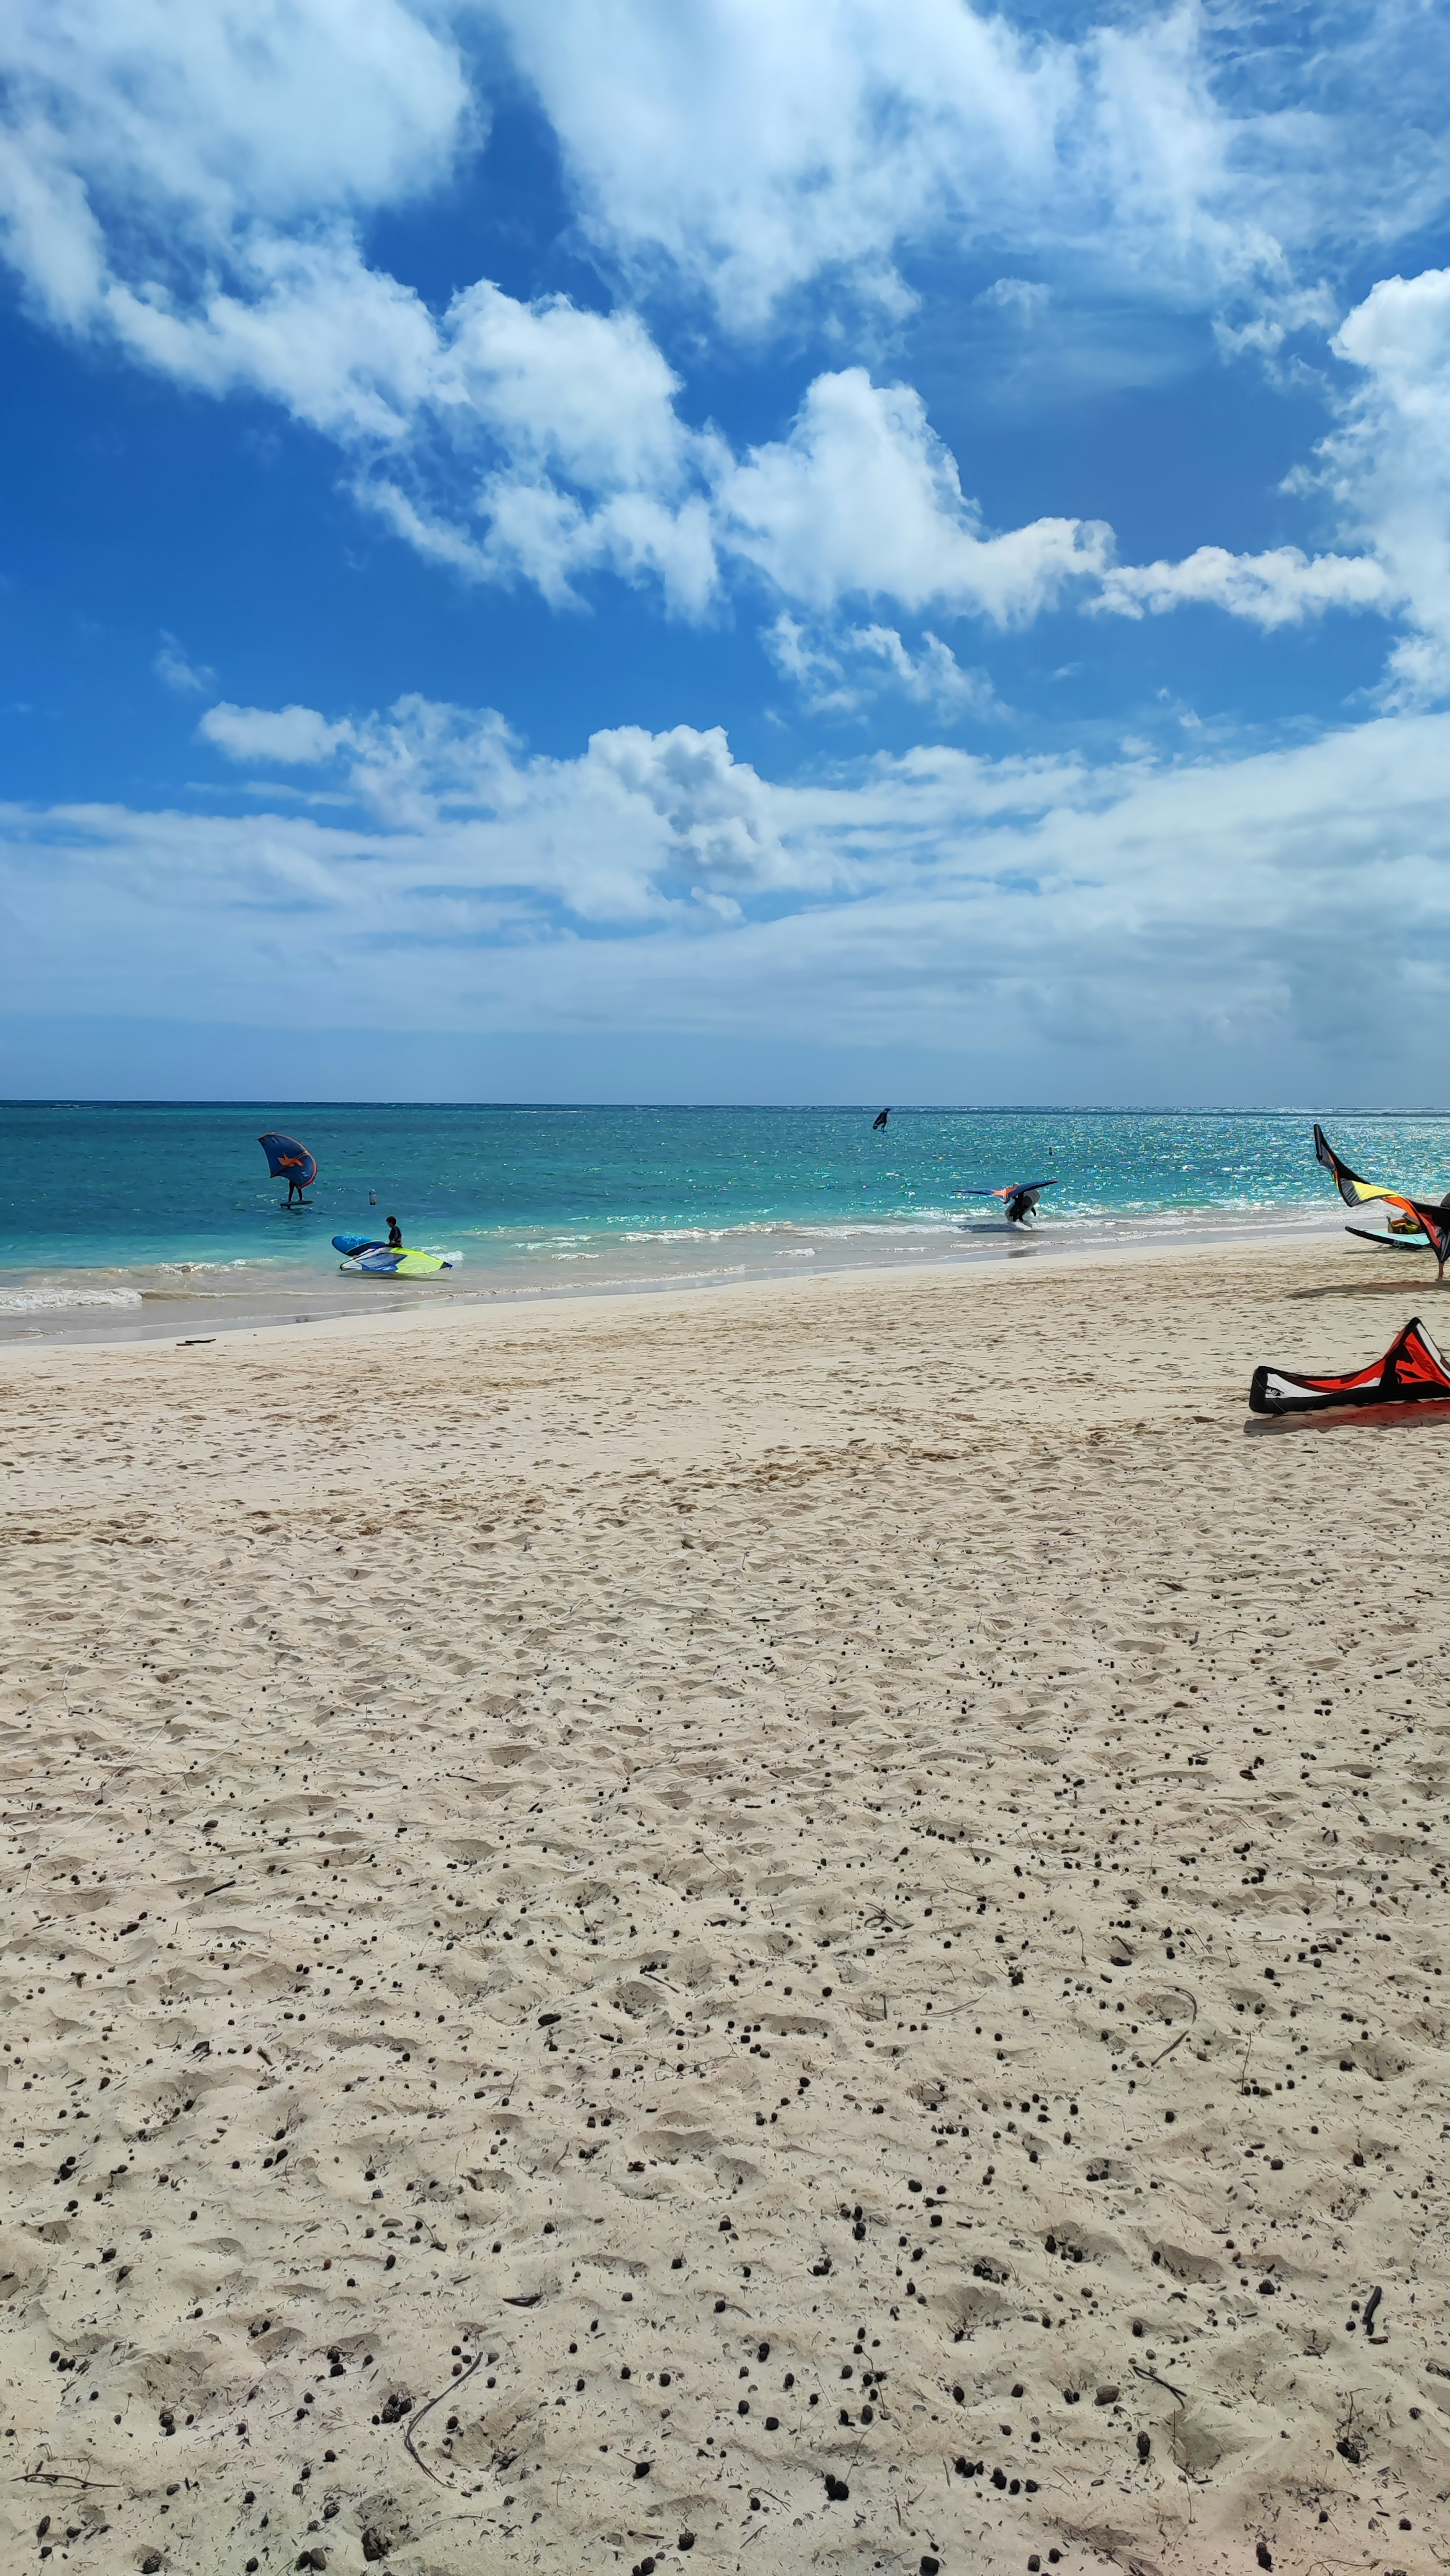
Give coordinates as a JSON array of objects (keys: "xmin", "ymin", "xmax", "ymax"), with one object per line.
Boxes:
[
  {"xmin": 1249, "ymin": 1316, "xmax": 1450, "ymax": 1415},
  {"xmin": 332, "ymin": 1234, "xmax": 452, "ymax": 1277},
  {"xmin": 1313, "ymin": 1122, "xmax": 1450, "ymax": 1277}
]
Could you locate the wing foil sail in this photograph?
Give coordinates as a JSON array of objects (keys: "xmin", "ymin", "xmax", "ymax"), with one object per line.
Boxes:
[
  {"xmin": 259, "ymin": 1131, "xmax": 318, "ymax": 1188},
  {"xmin": 356, "ymin": 1247, "xmax": 452, "ymax": 1275}
]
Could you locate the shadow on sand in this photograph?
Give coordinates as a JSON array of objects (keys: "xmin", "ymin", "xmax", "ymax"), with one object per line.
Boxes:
[
  {"xmin": 1285, "ymin": 1274, "xmax": 1447, "ymax": 1303},
  {"xmin": 1245, "ymin": 1397, "xmax": 1450, "ymax": 1438}
]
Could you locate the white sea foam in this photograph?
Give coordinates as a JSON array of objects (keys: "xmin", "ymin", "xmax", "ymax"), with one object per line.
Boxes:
[
  {"xmin": 157, "ymin": 1259, "xmax": 251, "ymax": 1275},
  {"xmin": 0, "ymin": 1283, "xmax": 144, "ymax": 1313}
]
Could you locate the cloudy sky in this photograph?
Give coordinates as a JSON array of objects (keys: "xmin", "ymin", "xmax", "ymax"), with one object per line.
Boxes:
[{"xmin": 4, "ymin": 0, "xmax": 1450, "ymax": 1102}]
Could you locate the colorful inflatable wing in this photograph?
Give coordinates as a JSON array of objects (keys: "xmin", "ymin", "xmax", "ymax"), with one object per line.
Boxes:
[
  {"xmin": 1313, "ymin": 1124, "xmax": 1450, "ymax": 1277},
  {"xmin": 958, "ymin": 1179, "xmax": 1059, "ymax": 1200},
  {"xmin": 333, "ymin": 1235, "xmax": 386, "ymax": 1258},
  {"xmin": 958, "ymin": 1177, "xmax": 1058, "ymax": 1224},
  {"xmin": 259, "ymin": 1132, "xmax": 318, "ymax": 1188},
  {"xmin": 1250, "ymin": 1316, "xmax": 1450, "ymax": 1414},
  {"xmin": 355, "ymin": 1247, "xmax": 452, "ymax": 1275}
]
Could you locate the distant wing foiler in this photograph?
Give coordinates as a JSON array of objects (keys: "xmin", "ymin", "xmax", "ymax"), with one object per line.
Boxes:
[
  {"xmin": 259, "ymin": 1131, "xmax": 318, "ymax": 1188},
  {"xmin": 1313, "ymin": 1123, "xmax": 1450, "ymax": 1278},
  {"xmin": 1250, "ymin": 1316, "xmax": 1450, "ymax": 1414}
]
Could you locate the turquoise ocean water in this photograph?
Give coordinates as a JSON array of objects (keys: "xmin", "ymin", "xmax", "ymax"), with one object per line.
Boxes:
[{"xmin": 1, "ymin": 1101, "xmax": 1445, "ymax": 1339}]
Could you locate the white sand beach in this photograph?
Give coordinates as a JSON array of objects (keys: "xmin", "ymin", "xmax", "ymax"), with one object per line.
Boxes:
[{"xmin": 0, "ymin": 1240, "xmax": 1445, "ymax": 2575}]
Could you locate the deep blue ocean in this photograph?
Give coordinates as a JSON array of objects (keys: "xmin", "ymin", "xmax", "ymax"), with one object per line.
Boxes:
[{"xmin": 2, "ymin": 1101, "xmax": 1445, "ymax": 1334}]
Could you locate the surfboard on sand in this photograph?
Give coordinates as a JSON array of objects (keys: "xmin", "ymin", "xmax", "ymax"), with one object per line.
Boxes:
[{"xmin": 1345, "ymin": 1224, "xmax": 1430, "ymax": 1252}]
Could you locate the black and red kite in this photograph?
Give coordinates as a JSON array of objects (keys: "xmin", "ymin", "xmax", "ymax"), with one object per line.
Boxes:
[{"xmin": 1250, "ymin": 1316, "xmax": 1450, "ymax": 1415}]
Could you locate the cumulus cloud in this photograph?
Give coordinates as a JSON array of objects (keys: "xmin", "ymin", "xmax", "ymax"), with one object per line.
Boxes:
[
  {"xmin": 1094, "ymin": 543, "xmax": 1396, "ymax": 628},
  {"xmin": 351, "ymin": 360, "xmax": 1107, "ymax": 627},
  {"xmin": 11, "ymin": 7, "xmax": 1111, "ymax": 635},
  {"xmin": 5, "ymin": 0, "xmax": 1448, "ymax": 682},
  {"xmin": 199, "ymin": 701, "xmax": 355, "ymax": 766},
  {"xmin": 720, "ymin": 370, "xmax": 1109, "ymax": 621},
  {"xmin": 192, "ymin": 691, "xmax": 811, "ymax": 914},
  {"xmin": 486, "ymin": 0, "xmax": 1450, "ymax": 332},
  {"xmin": 1314, "ymin": 266, "xmax": 1450, "ymax": 702},
  {"xmin": 11, "ymin": 701, "xmax": 1450, "ymax": 1090},
  {"xmin": 0, "ymin": 0, "xmax": 465, "ymax": 432},
  {"xmin": 360, "ymin": 360, "xmax": 1106, "ymax": 626},
  {"xmin": 1087, "ymin": 258, "xmax": 1450, "ymax": 681},
  {"xmin": 0, "ymin": 0, "xmax": 466, "ymax": 267}
]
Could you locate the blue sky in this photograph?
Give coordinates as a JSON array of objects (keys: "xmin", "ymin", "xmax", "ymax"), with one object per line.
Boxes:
[{"xmin": 4, "ymin": 0, "xmax": 1450, "ymax": 1104}]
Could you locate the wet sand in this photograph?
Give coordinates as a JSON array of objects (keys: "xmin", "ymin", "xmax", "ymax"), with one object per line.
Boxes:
[{"xmin": 0, "ymin": 1239, "xmax": 1446, "ymax": 2575}]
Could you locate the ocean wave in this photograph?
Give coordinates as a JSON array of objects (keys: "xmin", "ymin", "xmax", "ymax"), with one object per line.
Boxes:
[{"xmin": 0, "ymin": 1282, "xmax": 144, "ymax": 1313}]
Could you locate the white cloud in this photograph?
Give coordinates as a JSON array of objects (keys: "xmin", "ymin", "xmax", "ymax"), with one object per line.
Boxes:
[
  {"xmin": 720, "ymin": 370, "xmax": 1109, "ymax": 620},
  {"xmin": 849, "ymin": 626, "xmax": 1002, "ymax": 712},
  {"xmin": 154, "ymin": 631, "xmax": 214, "ymax": 695},
  {"xmin": 4, "ymin": 0, "xmax": 1448, "ymax": 672},
  {"xmin": 0, "ymin": 0, "xmax": 468, "ymax": 265},
  {"xmin": 765, "ymin": 614, "xmax": 1002, "ymax": 718},
  {"xmin": 1094, "ymin": 543, "xmax": 1395, "ymax": 628},
  {"xmin": 437, "ymin": 281, "xmax": 694, "ymax": 494},
  {"xmin": 350, "ymin": 359, "xmax": 1108, "ymax": 628},
  {"xmin": 484, "ymin": 0, "xmax": 1450, "ymax": 333},
  {"xmin": 12, "ymin": 690, "xmax": 1450, "ymax": 1092},
  {"xmin": 358, "ymin": 359, "xmax": 1108, "ymax": 628},
  {"xmin": 975, "ymin": 277, "xmax": 1052, "ymax": 320},
  {"xmin": 486, "ymin": 0, "xmax": 1067, "ymax": 332},
  {"xmin": 199, "ymin": 701, "xmax": 354, "ymax": 766},
  {"xmin": 1086, "ymin": 258, "xmax": 1450, "ymax": 682},
  {"xmin": 191, "ymin": 691, "xmax": 812, "ymax": 914},
  {"xmin": 1314, "ymin": 267, "xmax": 1450, "ymax": 702},
  {"xmin": 0, "ymin": 0, "xmax": 467, "ymax": 434},
  {"xmin": 467, "ymin": 478, "xmax": 720, "ymax": 618}
]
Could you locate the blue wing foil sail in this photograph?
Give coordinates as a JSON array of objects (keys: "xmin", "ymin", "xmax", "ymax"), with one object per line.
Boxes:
[{"xmin": 259, "ymin": 1132, "xmax": 318, "ymax": 1188}]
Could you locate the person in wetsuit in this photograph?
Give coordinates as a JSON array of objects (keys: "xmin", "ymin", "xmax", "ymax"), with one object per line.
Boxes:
[{"xmin": 387, "ymin": 1214, "xmax": 404, "ymax": 1248}]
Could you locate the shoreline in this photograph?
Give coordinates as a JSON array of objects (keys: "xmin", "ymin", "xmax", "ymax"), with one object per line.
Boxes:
[{"xmin": 0, "ymin": 1205, "xmax": 1354, "ymax": 1355}]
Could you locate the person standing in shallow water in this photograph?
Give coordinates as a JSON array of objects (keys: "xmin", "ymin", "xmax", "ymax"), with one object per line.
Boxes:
[{"xmin": 387, "ymin": 1214, "xmax": 403, "ymax": 1247}]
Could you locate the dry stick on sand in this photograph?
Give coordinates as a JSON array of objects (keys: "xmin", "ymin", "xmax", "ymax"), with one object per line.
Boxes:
[
  {"xmin": 1146, "ymin": 1990, "xmax": 1198, "ymax": 2071},
  {"xmin": 402, "ymin": 2350, "xmax": 484, "ymax": 2488},
  {"xmin": 1132, "ymin": 2361, "xmax": 1188, "ymax": 2405},
  {"xmin": 16, "ymin": 2471, "xmax": 118, "ymax": 2491},
  {"xmin": 1238, "ymin": 2022, "xmax": 1257, "ymax": 2094}
]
